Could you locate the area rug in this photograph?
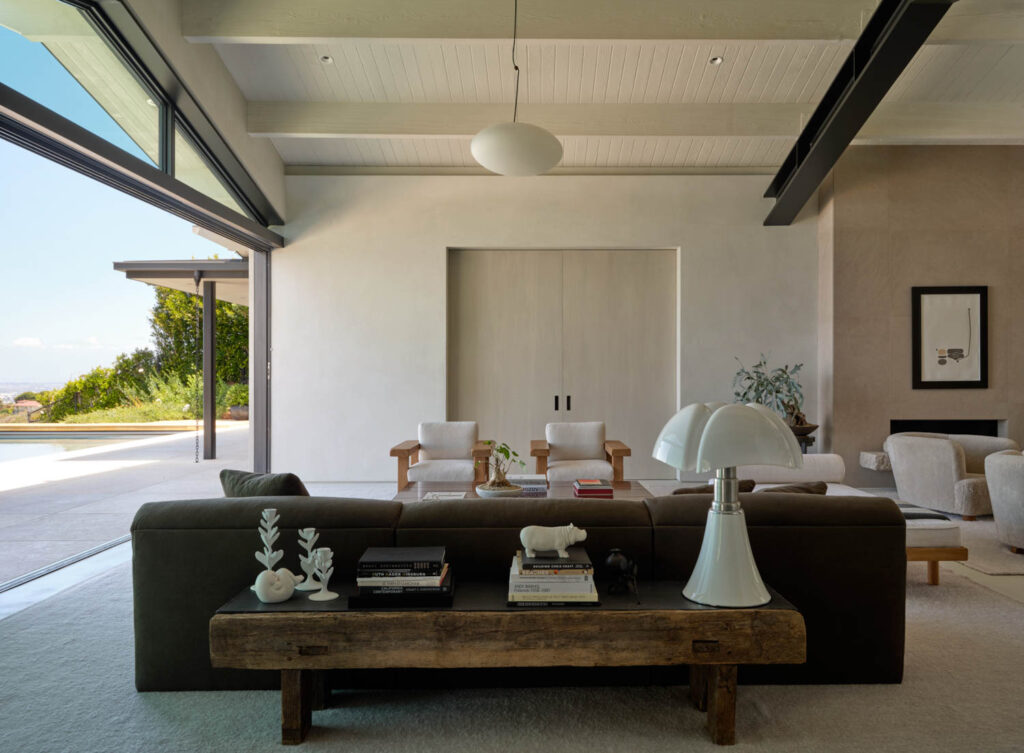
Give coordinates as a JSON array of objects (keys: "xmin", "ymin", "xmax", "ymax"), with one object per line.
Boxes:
[
  {"xmin": 956, "ymin": 518, "xmax": 1024, "ymax": 575},
  {"xmin": 0, "ymin": 563, "xmax": 1021, "ymax": 753}
]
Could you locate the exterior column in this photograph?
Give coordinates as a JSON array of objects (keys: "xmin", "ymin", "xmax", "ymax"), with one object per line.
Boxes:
[{"xmin": 203, "ymin": 280, "xmax": 216, "ymax": 460}]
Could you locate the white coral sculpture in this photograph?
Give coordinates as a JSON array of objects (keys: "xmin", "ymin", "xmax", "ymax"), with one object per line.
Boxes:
[
  {"xmin": 295, "ymin": 527, "xmax": 321, "ymax": 591},
  {"xmin": 255, "ymin": 508, "xmax": 284, "ymax": 571},
  {"xmin": 309, "ymin": 547, "xmax": 338, "ymax": 602}
]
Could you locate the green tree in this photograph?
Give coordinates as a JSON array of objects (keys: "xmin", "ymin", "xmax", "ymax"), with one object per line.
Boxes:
[
  {"xmin": 111, "ymin": 348, "xmax": 158, "ymax": 398},
  {"xmin": 150, "ymin": 288, "xmax": 249, "ymax": 384},
  {"xmin": 14, "ymin": 391, "xmax": 38, "ymax": 402}
]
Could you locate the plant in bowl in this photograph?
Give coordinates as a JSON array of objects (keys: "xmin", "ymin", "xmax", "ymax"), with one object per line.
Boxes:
[
  {"xmin": 733, "ymin": 354, "xmax": 815, "ymax": 433},
  {"xmin": 476, "ymin": 441, "xmax": 527, "ymax": 497}
]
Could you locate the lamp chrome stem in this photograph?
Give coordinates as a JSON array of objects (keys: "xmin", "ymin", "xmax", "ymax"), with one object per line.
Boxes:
[{"xmin": 712, "ymin": 466, "xmax": 741, "ymax": 513}]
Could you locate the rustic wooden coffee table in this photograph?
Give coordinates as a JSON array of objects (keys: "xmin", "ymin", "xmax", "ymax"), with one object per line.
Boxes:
[
  {"xmin": 210, "ymin": 582, "xmax": 805, "ymax": 746},
  {"xmin": 392, "ymin": 480, "xmax": 649, "ymax": 501}
]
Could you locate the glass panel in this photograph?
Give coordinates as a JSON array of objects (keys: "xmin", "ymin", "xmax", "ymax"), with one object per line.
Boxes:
[
  {"xmin": 0, "ymin": 0, "xmax": 160, "ymax": 166},
  {"xmin": 174, "ymin": 125, "xmax": 247, "ymax": 215}
]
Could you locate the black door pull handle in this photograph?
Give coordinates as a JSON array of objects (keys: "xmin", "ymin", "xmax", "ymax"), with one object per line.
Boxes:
[
  {"xmin": 567, "ymin": 395, "xmax": 571, "ymax": 411},
  {"xmin": 554, "ymin": 395, "xmax": 559, "ymax": 411}
]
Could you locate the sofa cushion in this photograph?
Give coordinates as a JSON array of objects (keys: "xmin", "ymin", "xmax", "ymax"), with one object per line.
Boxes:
[
  {"xmin": 407, "ymin": 459, "xmax": 476, "ymax": 482},
  {"xmin": 418, "ymin": 421, "xmax": 478, "ymax": 460},
  {"xmin": 395, "ymin": 497, "xmax": 653, "ymax": 581},
  {"xmin": 673, "ymin": 480, "xmax": 755, "ymax": 494},
  {"xmin": 546, "ymin": 459, "xmax": 614, "ymax": 482},
  {"xmin": 737, "ymin": 453, "xmax": 846, "ymax": 483},
  {"xmin": 755, "ymin": 481, "xmax": 828, "ymax": 495},
  {"xmin": 546, "ymin": 422, "xmax": 605, "ymax": 461},
  {"xmin": 219, "ymin": 469, "xmax": 309, "ymax": 497}
]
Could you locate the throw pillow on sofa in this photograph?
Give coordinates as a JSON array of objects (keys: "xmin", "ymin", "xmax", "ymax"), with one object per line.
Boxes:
[
  {"xmin": 220, "ymin": 469, "xmax": 310, "ymax": 497},
  {"xmin": 672, "ymin": 479, "xmax": 755, "ymax": 495},
  {"xmin": 755, "ymin": 481, "xmax": 828, "ymax": 495}
]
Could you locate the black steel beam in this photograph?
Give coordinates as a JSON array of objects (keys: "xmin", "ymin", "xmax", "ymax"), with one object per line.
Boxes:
[
  {"xmin": 0, "ymin": 82, "xmax": 283, "ymax": 253},
  {"xmin": 764, "ymin": 0, "xmax": 957, "ymax": 226},
  {"xmin": 203, "ymin": 280, "xmax": 217, "ymax": 460},
  {"xmin": 251, "ymin": 252, "xmax": 271, "ymax": 472}
]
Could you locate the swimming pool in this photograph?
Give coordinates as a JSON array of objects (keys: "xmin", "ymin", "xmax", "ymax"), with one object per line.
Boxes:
[{"xmin": 0, "ymin": 432, "xmax": 171, "ymax": 463}]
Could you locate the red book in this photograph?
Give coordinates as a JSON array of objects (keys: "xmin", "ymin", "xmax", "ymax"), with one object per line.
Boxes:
[{"xmin": 574, "ymin": 489, "xmax": 613, "ymax": 498}]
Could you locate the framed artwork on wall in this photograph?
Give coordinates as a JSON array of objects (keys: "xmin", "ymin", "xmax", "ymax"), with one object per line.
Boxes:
[{"xmin": 912, "ymin": 286, "xmax": 988, "ymax": 389}]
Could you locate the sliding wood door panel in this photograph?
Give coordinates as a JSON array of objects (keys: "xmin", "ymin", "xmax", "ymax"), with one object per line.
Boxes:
[
  {"xmin": 562, "ymin": 250, "xmax": 677, "ymax": 479},
  {"xmin": 447, "ymin": 250, "xmax": 563, "ymax": 463}
]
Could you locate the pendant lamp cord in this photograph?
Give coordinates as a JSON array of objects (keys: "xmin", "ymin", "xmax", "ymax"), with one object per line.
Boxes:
[{"xmin": 512, "ymin": 0, "xmax": 520, "ymax": 122}]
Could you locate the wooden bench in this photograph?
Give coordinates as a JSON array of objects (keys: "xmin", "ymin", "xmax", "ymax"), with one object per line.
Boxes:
[{"xmin": 210, "ymin": 582, "xmax": 805, "ymax": 746}]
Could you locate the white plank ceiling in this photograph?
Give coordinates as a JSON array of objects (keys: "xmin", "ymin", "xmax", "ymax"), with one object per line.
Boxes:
[{"xmin": 211, "ymin": 26, "xmax": 1024, "ymax": 170}]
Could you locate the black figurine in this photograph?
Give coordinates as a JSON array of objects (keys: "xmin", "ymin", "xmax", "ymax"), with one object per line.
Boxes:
[{"xmin": 604, "ymin": 548, "xmax": 640, "ymax": 603}]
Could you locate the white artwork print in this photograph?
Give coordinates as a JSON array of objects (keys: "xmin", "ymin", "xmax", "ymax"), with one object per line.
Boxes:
[{"xmin": 921, "ymin": 293, "xmax": 981, "ymax": 382}]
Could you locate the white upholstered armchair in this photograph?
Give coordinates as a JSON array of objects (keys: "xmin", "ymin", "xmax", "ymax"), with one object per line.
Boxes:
[
  {"xmin": 530, "ymin": 421, "xmax": 631, "ymax": 482},
  {"xmin": 985, "ymin": 450, "xmax": 1024, "ymax": 553},
  {"xmin": 390, "ymin": 421, "xmax": 490, "ymax": 489},
  {"xmin": 885, "ymin": 433, "xmax": 1020, "ymax": 519}
]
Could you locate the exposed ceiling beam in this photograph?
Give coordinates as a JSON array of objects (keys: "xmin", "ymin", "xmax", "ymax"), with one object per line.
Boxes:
[
  {"xmin": 182, "ymin": 0, "xmax": 1024, "ymax": 44},
  {"xmin": 248, "ymin": 102, "xmax": 812, "ymax": 139},
  {"xmin": 248, "ymin": 100, "xmax": 1024, "ymax": 143},
  {"xmin": 764, "ymin": 0, "xmax": 958, "ymax": 226}
]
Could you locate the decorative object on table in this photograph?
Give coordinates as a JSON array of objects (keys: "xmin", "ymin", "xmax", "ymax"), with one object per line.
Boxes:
[
  {"xmin": 422, "ymin": 491, "xmax": 468, "ymax": 501},
  {"xmin": 603, "ymin": 548, "xmax": 640, "ymax": 603},
  {"xmin": 295, "ymin": 528, "xmax": 321, "ymax": 592},
  {"xmin": 573, "ymin": 478, "xmax": 613, "ymax": 498},
  {"xmin": 519, "ymin": 523, "xmax": 587, "ymax": 558},
  {"xmin": 351, "ymin": 546, "xmax": 452, "ymax": 607},
  {"xmin": 470, "ymin": 0, "xmax": 562, "ymax": 176},
  {"xmin": 732, "ymin": 354, "xmax": 817, "ymax": 438},
  {"xmin": 508, "ymin": 546, "xmax": 599, "ymax": 606},
  {"xmin": 653, "ymin": 402, "xmax": 802, "ymax": 607},
  {"xmin": 308, "ymin": 547, "xmax": 338, "ymax": 602},
  {"xmin": 252, "ymin": 568, "xmax": 303, "ymax": 604},
  {"xmin": 912, "ymin": 286, "xmax": 988, "ymax": 389},
  {"xmin": 251, "ymin": 508, "xmax": 304, "ymax": 604},
  {"xmin": 475, "ymin": 440, "xmax": 527, "ymax": 497}
]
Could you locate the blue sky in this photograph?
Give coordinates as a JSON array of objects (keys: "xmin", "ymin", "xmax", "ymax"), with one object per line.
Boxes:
[{"xmin": 0, "ymin": 25, "xmax": 228, "ymax": 385}]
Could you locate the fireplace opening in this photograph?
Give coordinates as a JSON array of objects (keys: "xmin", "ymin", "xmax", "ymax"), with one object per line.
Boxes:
[{"xmin": 890, "ymin": 419, "xmax": 999, "ymax": 437}]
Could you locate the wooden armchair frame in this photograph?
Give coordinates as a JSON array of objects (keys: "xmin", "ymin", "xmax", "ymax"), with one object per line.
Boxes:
[
  {"xmin": 530, "ymin": 439, "xmax": 631, "ymax": 482},
  {"xmin": 390, "ymin": 440, "xmax": 491, "ymax": 490}
]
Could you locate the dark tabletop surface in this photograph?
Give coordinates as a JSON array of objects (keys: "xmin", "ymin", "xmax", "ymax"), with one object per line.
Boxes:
[{"xmin": 217, "ymin": 580, "xmax": 797, "ymax": 615}]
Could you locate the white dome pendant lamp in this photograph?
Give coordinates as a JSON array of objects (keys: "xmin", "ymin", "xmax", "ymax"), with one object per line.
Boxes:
[{"xmin": 471, "ymin": 0, "xmax": 562, "ymax": 176}]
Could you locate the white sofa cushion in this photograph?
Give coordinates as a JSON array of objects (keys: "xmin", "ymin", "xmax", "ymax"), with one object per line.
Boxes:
[
  {"xmin": 986, "ymin": 450, "xmax": 1024, "ymax": 549},
  {"xmin": 546, "ymin": 422, "xmax": 605, "ymax": 461},
  {"xmin": 547, "ymin": 459, "xmax": 614, "ymax": 483},
  {"xmin": 737, "ymin": 453, "xmax": 846, "ymax": 484},
  {"xmin": 418, "ymin": 421, "xmax": 477, "ymax": 461},
  {"xmin": 407, "ymin": 459, "xmax": 476, "ymax": 482}
]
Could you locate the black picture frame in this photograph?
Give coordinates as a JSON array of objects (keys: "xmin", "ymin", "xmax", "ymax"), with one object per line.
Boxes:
[{"xmin": 911, "ymin": 286, "xmax": 988, "ymax": 389}]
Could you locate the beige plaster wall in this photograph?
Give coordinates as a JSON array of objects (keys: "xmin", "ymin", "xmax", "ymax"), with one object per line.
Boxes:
[
  {"xmin": 830, "ymin": 146, "xmax": 1024, "ymax": 487},
  {"xmin": 274, "ymin": 175, "xmax": 818, "ymax": 481}
]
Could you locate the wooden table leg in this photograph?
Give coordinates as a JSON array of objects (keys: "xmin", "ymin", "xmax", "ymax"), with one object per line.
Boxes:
[
  {"xmin": 927, "ymin": 561, "xmax": 940, "ymax": 585},
  {"xmin": 281, "ymin": 669, "xmax": 312, "ymax": 745},
  {"xmin": 706, "ymin": 664, "xmax": 737, "ymax": 745},
  {"xmin": 688, "ymin": 664, "xmax": 710, "ymax": 711},
  {"xmin": 311, "ymin": 670, "xmax": 332, "ymax": 711}
]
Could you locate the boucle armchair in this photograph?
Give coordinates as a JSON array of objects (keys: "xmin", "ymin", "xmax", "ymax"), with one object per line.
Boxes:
[
  {"xmin": 885, "ymin": 434, "xmax": 996, "ymax": 519},
  {"xmin": 985, "ymin": 450, "xmax": 1024, "ymax": 553},
  {"xmin": 531, "ymin": 421, "xmax": 631, "ymax": 482},
  {"xmin": 390, "ymin": 421, "xmax": 490, "ymax": 489}
]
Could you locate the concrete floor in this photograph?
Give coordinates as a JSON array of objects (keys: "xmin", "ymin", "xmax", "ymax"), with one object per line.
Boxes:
[{"xmin": 0, "ymin": 425, "xmax": 250, "ymax": 585}]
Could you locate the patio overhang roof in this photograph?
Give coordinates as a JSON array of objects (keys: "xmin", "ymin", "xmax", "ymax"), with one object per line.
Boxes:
[{"xmin": 112, "ymin": 259, "xmax": 249, "ymax": 305}]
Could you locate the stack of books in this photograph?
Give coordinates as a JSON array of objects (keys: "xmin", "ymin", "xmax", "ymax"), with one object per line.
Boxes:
[
  {"xmin": 351, "ymin": 546, "xmax": 453, "ymax": 607},
  {"xmin": 507, "ymin": 546, "xmax": 599, "ymax": 607},
  {"xmin": 573, "ymin": 478, "xmax": 614, "ymax": 498},
  {"xmin": 507, "ymin": 474, "xmax": 548, "ymax": 497}
]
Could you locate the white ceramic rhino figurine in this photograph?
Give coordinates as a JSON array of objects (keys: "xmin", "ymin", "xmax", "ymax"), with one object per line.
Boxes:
[{"xmin": 519, "ymin": 523, "xmax": 588, "ymax": 558}]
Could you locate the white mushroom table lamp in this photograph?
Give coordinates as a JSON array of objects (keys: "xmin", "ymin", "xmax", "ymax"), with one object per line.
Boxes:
[{"xmin": 652, "ymin": 402, "xmax": 802, "ymax": 607}]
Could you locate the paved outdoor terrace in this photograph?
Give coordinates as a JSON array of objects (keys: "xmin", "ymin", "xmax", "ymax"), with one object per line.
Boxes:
[{"xmin": 0, "ymin": 424, "xmax": 251, "ymax": 585}]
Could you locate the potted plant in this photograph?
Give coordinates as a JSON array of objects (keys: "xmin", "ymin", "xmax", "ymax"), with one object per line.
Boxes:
[
  {"xmin": 475, "ymin": 440, "xmax": 527, "ymax": 498},
  {"xmin": 732, "ymin": 354, "xmax": 816, "ymax": 435},
  {"xmin": 225, "ymin": 383, "xmax": 249, "ymax": 420}
]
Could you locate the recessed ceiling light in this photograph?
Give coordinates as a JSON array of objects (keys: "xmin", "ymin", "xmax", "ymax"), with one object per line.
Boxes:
[
  {"xmin": 709, "ymin": 56, "xmax": 724, "ymax": 65},
  {"xmin": 319, "ymin": 55, "xmax": 334, "ymax": 64}
]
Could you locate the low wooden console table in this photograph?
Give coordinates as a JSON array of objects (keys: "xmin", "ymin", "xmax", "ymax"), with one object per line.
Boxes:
[
  {"xmin": 393, "ymin": 480, "xmax": 648, "ymax": 501},
  {"xmin": 210, "ymin": 582, "xmax": 805, "ymax": 746}
]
